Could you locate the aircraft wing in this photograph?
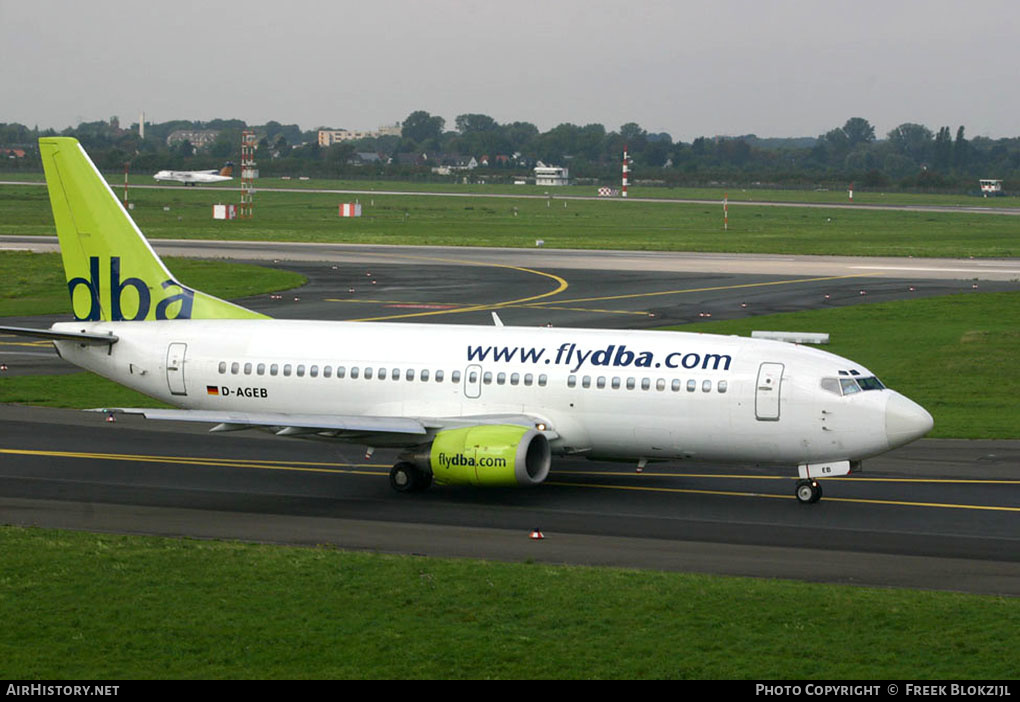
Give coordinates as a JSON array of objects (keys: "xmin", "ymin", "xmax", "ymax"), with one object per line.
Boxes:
[
  {"xmin": 97, "ymin": 408, "xmax": 428, "ymax": 437},
  {"xmin": 95, "ymin": 408, "xmax": 556, "ymax": 442}
]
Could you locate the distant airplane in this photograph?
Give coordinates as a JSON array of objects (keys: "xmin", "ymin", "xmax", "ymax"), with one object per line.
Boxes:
[
  {"xmin": 2, "ymin": 138, "xmax": 935, "ymax": 504},
  {"xmin": 153, "ymin": 162, "xmax": 233, "ymax": 185}
]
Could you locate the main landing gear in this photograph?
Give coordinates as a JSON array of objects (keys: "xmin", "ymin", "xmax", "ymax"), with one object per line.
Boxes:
[
  {"xmin": 389, "ymin": 461, "xmax": 433, "ymax": 493},
  {"xmin": 795, "ymin": 479, "xmax": 822, "ymax": 504}
]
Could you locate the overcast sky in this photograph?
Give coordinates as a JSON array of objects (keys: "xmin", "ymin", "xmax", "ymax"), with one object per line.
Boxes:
[{"xmin": 3, "ymin": 0, "xmax": 1018, "ymax": 141}]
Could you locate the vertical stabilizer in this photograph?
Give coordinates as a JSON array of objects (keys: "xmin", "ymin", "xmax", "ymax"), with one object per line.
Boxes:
[{"xmin": 39, "ymin": 137, "xmax": 267, "ymax": 322}]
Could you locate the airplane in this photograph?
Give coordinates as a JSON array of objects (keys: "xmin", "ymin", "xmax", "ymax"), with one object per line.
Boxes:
[
  {"xmin": 1, "ymin": 137, "xmax": 934, "ymax": 504},
  {"xmin": 153, "ymin": 162, "xmax": 233, "ymax": 186}
]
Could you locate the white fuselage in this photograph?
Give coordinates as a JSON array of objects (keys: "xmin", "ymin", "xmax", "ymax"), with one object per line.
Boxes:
[{"xmin": 51, "ymin": 319, "xmax": 930, "ymax": 466}]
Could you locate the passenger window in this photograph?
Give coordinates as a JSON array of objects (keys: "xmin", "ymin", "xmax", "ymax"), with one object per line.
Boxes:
[
  {"xmin": 421, "ymin": 369, "xmax": 429, "ymax": 382},
  {"xmin": 656, "ymin": 379, "xmax": 665, "ymax": 391},
  {"xmin": 597, "ymin": 376, "xmax": 606, "ymax": 389},
  {"xmin": 337, "ymin": 366, "xmax": 346, "ymax": 379},
  {"xmin": 671, "ymin": 379, "xmax": 681, "ymax": 392},
  {"xmin": 350, "ymin": 367, "xmax": 359, "ymax": 379},
  {"xmin": 378, "ymin": 368, "xmax": 386, "ymax": 380},
  {"xmin": 524, "ymin": 374, "xmax": 534, "ymax": 386},
  {"xmin": 687, "ymin": 379, "xmax": 696, "ymax": 392},
  {"xmin": 468, "ymin": 370, "xmax": 478, "ymax": 383},
  {"xmin": 323, "ymin": 366, "xmax": 331, "ymax": 378},
  {"xmin": 309, "ymin": 365, "xmax": 318, "ymax": 378},
  {"xmin": 296, "ymin": 365, "xmax": 305, "ymax": 377},
  {"xmin": 568, "ymin": 375, "xmax": 577, "ymax": 388},
  {"xmin": 483, "ymin": 372, "xmax": 492, "ymax": 385},
  {"xmin": 283, "ymin": 364, "xmax": 292, "ymax": 377},
  {"xmin": 391, "ymin": 369, "xmax": 400, "ymax": 380},
  {"xmin": 231, "ymin": 362, "xmax": 239, "ymax": 375},
  {"xmin": 582, "ymin": 376, "xmax": 591, "ymax": 389},
  {"xmin": 718, "ymin": 380, "xmax": 727, "ymax": 393},
  {"xmin": 218, "ymin": 362, "xmax": 226, "ymax": 374},
  {"xmin": 406, "ymin": 369, "xmax": 415, "ymax": 381},
  {"xmin": 626, "ymin": 377, "xmax": 635, "ymax": 390},
  {"xmin": 244, "ymin": 363, "xmax": 252, "ymax": 375},
  {"xmin": 257, "ymin": 363, "xmax": 266, "ymax": 376},
  {"xmin": 270, "ymin": 364, "xmax": 279, "ymax": 376},
  {"xmin": 511, "ymin": 373, "xmax": 520, "ymax": 385},
  {"xmin": 497, "ymin": 372, "xmax": 506, "ymax": 385},
  {"xmin": 641, "ymin": 378, "xmax": 650, "ymax": 391},
  {"xmin": 702, "ymin": 380, "xmax": 712, "ymax": 392},
  {"xmin": 538, "ymin": 374, "xmax": 547, "ymax": 387},
  {"xmin": 364, "ymin": 367, "xmax": 373, "ymax": 380},
  {"xmin": 449, "ymin": 371, "xmax": 458, "ymax": 383},
  {"xmin": 611, "ymin": 377, "xmax": 621, "ymax": 390}
]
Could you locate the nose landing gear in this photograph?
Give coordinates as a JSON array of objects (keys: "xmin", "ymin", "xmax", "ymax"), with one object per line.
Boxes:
[{"xmin": 795, "ymin": 479, "xmax": 822, "ymax": 504}]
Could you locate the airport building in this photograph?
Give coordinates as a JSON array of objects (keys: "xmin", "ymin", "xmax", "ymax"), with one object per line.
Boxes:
[
  {"xmin": 166, "ymin": 129, "xmax": 220, "ymax": 150},
  {"xmin": 318, "ymin": 124, "xmax": 402, "ymax": 146},
  {"xmin": 534, "ymin": 162, "xmax": 569, "ymax": 186}
]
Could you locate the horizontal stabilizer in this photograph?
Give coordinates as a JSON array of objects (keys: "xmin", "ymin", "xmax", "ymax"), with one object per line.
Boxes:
[{"xmin": 0, "ymin": 325, "xmax": 118, "ymax": 345}]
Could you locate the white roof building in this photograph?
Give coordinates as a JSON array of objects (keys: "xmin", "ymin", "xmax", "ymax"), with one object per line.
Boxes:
[{"xmin": 534, "ymin": 162, "xmax": 569, "ymax": 186}]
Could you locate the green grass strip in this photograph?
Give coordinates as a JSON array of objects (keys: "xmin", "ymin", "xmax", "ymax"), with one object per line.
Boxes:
[
  {"xmin": 2, "ymin": 184, "xmax": 1017, "ymax": 257},
  {"xmin": 0, "ymin": 251, "xmax": 305, "ymax": 317},
  {"xmin": 0, "ymin": 526, "xmax": 1016, "ymax": 679}
]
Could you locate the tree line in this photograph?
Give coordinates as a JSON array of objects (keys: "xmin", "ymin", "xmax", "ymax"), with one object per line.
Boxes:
[{"xmin": 2, "ymin": 112, "xmax": 1018, "ymax": 192}]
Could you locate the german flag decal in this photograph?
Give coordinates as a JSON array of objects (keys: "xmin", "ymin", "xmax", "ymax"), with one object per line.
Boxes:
[{"xmin": 206, "ymin": 386, "xmax": 219, "ymax": 396}]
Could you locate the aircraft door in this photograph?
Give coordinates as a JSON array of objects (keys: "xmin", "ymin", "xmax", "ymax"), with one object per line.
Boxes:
[
  {"xmin": 755, "ymin": 362, "xmax": 784, "ymax": 421},
  {"xmin": 166, "ymin": 342, "xmax": 188, "ymax": 396},
  {"xmin": 464, "ymin": 364, "xmax": 482, "ymax": 399}
]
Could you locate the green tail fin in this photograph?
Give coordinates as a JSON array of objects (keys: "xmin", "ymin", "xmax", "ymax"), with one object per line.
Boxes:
[{"xmin": 39, "ymin": 137, "xmax": 268, "ymax": 322}]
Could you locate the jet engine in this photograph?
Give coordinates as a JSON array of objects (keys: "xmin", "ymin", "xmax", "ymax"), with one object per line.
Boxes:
[{"xmin": 427, "ymin": 425, "xmax": 551, "ymax": 487}]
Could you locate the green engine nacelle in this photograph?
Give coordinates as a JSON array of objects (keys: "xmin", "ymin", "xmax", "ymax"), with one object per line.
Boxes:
[{"xmin": 430, "ymin": 425, "xmax": 551, "ymax": 487}]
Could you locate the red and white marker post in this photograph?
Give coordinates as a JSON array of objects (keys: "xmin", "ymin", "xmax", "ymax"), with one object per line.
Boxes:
[{"xmin": 621, "ymin": 146, "xmax": 629, "ymax": 198}]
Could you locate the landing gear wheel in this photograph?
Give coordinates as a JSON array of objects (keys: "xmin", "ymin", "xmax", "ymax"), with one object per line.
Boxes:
[
  {"xmin": 389, "ymin": 462, "xmax": 431, "ymax": 493},
  {"xmin": 795, "ymin": 480, "xmax": 822, "ymax": 504},
  {"xmin": 389, "ymin": 462, "xmax": 416, "ymax": 492}
]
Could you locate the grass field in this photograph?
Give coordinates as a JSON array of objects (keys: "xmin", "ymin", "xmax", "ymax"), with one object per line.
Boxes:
[
  {"xmin": 2, "ymin": 183, "xmax": 1017, "ymax": 257},
  {"xmin": 0, "ymin": 251, "xmax": 305, "ymax": 318},
  {"xmin": 6, "ymin": 171, "xmax": 1020, "ymax": 208},
  {"xmin": 0, "ymin": 526, "xmax": 1016, "ymax": 680}
]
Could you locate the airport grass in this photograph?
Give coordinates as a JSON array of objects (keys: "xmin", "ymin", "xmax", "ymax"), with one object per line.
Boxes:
[
  {"xmin": 2, "ymin": 183, "xmax": 1017, "ymax": 258},
  {"xmin": 0, "ymin": 251, "xmax": 305, "ymax": 318},
  {"xmin": 0, "ymin": 371, "xmax": 173, "ymax": 409},
  {"xmin": 0, "ymin": 526, "xmax": 1015, "ymax": 680},
  {"xmin": 8, "ymin": 171, "xmax": 1020, "ymax": 208}
]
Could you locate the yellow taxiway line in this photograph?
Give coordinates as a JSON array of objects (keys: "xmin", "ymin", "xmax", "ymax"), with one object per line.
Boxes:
[{"xmin": 3, "ymin": 448, "xmax": 1016, "ymax": 513}]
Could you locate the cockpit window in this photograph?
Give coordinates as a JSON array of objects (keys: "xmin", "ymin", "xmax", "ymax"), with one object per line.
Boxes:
[
  {"xmin": 830, "ymin": 375, "xmax": 885, "ymax": 396},
  {"xmin": 821, "ymin": 377, "xmax": 841, "ymax": 395},
  {"xmin": 857, "ymin": 376, "xmax": 885, "ymax": 391}
]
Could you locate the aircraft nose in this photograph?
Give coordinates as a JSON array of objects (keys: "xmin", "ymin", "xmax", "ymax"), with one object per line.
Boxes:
[{"xmin": 885, "ymin": 392, "xmax": 934, "ymax": 448}]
